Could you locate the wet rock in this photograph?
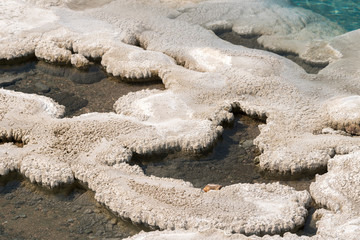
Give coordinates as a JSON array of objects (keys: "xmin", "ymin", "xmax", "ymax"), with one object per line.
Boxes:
[
  {"xmin": 49, "ymin": 92, "xmax": 88, "ymax": 117},
  {"xmin": 0, "ymin": 75, "xmax": 22, "ymax": 87},
  {"xmin": 36, "ymin": 61, "xmax": 105, "ymax": 85},
  {"xmin": 34, "ymin": 82, "xmax": 50, "ymax": 93}
]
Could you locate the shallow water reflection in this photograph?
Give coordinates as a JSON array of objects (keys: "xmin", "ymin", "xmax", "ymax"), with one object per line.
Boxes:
[
  {"xmin": 0, "ymin": 61, "xmax": 164, "ymax": 117},
  {"xmin": 215, "ymin": 31, "xmax": 328, "ymax": 74}
]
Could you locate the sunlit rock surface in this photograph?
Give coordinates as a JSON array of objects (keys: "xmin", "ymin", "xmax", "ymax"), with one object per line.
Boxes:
[
  {"xmin": 0, "ymin": 88, "xmax": 310, "ymax": 235},
  {"xmin": 310, "ymin": 152, "xmax": 360, "ymax": 239},
  {"xmin": 1, "ymin": 0, "xmax": 360, "ymax": 238},
  {"xmin": 126, "ymin": 229, "xmax": 312, "ymax": 240}
]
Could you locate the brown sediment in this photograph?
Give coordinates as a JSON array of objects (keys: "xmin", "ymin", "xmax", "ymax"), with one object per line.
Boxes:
[
  {"xmin": 0, "ymin": 60, "xmax": 165, "ymax": 117},
  {"xmin": 215, "ymin": 30, "xmax": 328, "ymax": 74},
  {"xmin": 0, "ymin": 172, "xmax": 151, "ymax": 239}
]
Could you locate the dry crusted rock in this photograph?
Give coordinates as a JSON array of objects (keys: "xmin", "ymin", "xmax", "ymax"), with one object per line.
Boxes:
[
  {"xmin": 126, "ymin": 229, "xmax": 312, "ymax": 240},
  {"xmin": 310, "ymin": 151, "xmax": 360, "ymax": 239},
  {"xmin": 310, "ymin": 151, "xmax": 360, "ymax": 213},
  {"xmin": 324, "ymin": 96, "xmax": 360, "ymax": 135},
  {"xmin": 70, "ymin": 53, "xmax": 89, "ymax": 68}
]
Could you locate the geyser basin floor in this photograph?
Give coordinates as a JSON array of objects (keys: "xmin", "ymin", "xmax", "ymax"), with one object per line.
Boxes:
[
  {"xmin": 0, "ymin": 61, "xmax": 164, "ymax": 117},
  {"xmin": 0, "ymin": 173, "xmax": 149, "ymax": 239}
]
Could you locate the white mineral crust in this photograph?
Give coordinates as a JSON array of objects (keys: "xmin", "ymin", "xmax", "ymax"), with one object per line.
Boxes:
[{"xmin": 1, "ymin": 0, "xmax": 360, "ymax": 238}]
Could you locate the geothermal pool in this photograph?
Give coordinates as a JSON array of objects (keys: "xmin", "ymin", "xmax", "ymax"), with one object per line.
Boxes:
[
  {"xmin": 1, "ymin": 0, "xmax": 360, "ymax": 239},
  {"xmin": 291, "ymin": 0, "xmax": 360, "ymax": 31}
]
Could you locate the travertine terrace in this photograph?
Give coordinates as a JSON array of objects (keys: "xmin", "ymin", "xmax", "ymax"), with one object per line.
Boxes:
[{"xmin": 1, "ymin": 0, "xmax": 360, "ymax": 238}]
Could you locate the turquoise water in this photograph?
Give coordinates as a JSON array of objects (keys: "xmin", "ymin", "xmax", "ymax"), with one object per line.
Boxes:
[{"xmin": 291, "ymin": 0, "xmax": 360, "ymax": 31}]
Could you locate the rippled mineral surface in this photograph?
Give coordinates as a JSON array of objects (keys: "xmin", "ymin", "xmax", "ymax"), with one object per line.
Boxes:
[{"xmin": 1, "ymin": 0, "xmax": 360, "ymax": 239}]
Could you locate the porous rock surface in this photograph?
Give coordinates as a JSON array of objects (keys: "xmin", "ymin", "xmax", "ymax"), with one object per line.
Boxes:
[
  {"xmin": 310, "ymin": 151, "xmax": 360, "ymax": 239},
  {"xmin": 1, "ymin": 0, "xmax": 360, "ymax": 238},
  {"xmin": 70, "ymin": 53, "xmax": 89, "ymax": 68},
  {"xmin": 126, "ymin": 229, "xmax": 311, "ymax": 240},
  {"xmin": 0, "ymin": 88, "xmax": 310, "ymax": 235}
]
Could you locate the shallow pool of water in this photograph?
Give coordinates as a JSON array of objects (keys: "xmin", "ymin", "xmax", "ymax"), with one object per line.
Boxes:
[
  {"xmin": 132, "ymin": 114, "xmax": 264, "ymax": 188},
  {"xmin": 291, "ymin": 0, "xmax": 360, "ymax": 31},
  {"xmin": 215, "ymin": 31, "xmax": 327, "ymax": 74},
  {"xmin": 0, "ymin": 61, "xmax": 164, "ymax": 117},
  {"xmin": 132, "ymin": 113, "xmax": 315, "ymax": 193},
  {"xmin": 0, "ymin": 173, "xmax": 149, "ymax": 240}
]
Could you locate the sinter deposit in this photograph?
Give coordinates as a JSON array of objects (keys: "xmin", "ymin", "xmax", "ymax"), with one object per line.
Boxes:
[{"xmin": 1, "ymin": 0, "xmax": 360, "ymax": 239}]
